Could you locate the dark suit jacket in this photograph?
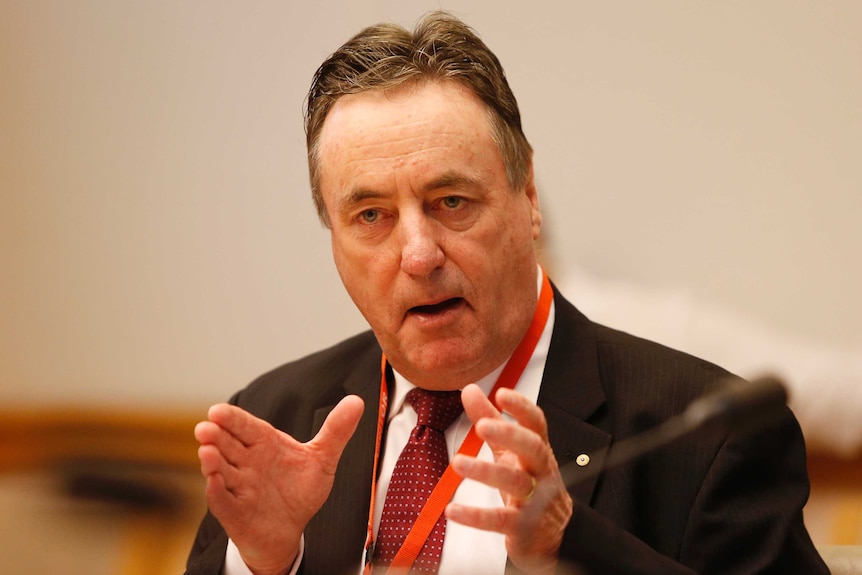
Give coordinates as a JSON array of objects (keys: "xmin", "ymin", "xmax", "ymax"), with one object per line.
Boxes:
[{"xmin": 186, "ymin": 287, "xmax": 828, "ymax": 575}]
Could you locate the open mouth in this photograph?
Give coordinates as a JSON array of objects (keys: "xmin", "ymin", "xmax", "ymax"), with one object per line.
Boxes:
[{"xmin": 409, "ymin": 297, "xmax": 465, "ymax": 315}]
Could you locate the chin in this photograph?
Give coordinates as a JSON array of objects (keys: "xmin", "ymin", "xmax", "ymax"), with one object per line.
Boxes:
[{"xmin": 398, "ymin": 342, "xmax": 489, "ymax": 389}]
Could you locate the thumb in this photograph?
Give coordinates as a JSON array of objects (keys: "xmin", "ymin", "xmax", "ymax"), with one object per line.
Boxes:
[{"xmin": 310, "ymin": 395, "xmax": 365, "ymax": 464}]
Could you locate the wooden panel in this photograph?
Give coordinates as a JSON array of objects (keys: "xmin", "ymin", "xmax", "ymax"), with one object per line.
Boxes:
[
  {"xmin": 806, "ymin": 452, "xmax": 862, "ymax": 546},
  {"xmin": 0, "ymin": 408, "xmax": 203, "ymax": 471},
  {"xmin": 0, "ymin": 408, "xmax": 207, "ymax": 575}
]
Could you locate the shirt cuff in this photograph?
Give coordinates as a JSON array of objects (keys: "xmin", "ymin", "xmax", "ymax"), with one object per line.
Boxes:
[{"xmin": 223, "ymin": 536, "xmax": 304, "ymax": 575}]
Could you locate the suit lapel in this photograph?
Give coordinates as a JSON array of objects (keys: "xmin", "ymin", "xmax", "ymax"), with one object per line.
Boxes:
[
  {"xmin": 538, "ymin": 287, "xmax": 613, "ymax": 505},
  {"xmin": 304, "ymin": 348, "xmax": 383, "ymax": 575}
]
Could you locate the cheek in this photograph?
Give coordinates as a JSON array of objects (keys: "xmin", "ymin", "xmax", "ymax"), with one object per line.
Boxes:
[
  {"xmin": 489, "ymin": 211, "xmax": 535, "ymax": 257},
  {"xmin": 332, "ymin": 238, "xmax": 391, "ymax": 300},
  {"xmin": 331, "ymin": 236, "xmax": 362, "ymax": 292}
]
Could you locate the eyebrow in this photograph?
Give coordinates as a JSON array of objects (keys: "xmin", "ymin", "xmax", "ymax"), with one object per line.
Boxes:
[
  {"xmin": 424, "ymin": 172, "xmax": 482, "ymax": 193},
  {"xmin": 337, "ymin": 188, "xmax": 385, "ymax": 213}
]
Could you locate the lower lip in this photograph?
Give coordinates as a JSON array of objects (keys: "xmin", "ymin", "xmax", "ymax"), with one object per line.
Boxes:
[{"xmin": 407, "ymin": 299, "xmax": 467, "ymax": 326}]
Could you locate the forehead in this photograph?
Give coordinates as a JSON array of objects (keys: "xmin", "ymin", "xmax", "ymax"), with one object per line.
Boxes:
[{"xmin": 317, "ymin": 81, "xmax": 499, "ymax": 174}]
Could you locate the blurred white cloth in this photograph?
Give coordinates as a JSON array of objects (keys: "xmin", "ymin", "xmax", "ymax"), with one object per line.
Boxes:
[{"xmin": 559, "ymin": 265, "xmax": 862, "ymax": 458}]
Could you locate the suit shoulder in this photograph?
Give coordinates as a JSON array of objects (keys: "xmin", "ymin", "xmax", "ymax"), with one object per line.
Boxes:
[
  {"xmin": 594, "ymin": 322, "xmax": 731, "ymax": 380},
  {"xmin": 256, "ymin": 330, "xmax": 380, "ymax": 382},
  {"xmin": 590, "ymin": 321, "xmax": 738, "ymax": 423},
  {"xmin": 229, "ymin": 330, "xmax": 380, "ymax": 416}
]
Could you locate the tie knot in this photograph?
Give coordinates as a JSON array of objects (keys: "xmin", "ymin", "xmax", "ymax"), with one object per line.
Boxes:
[{"xmin": 406, "ymin": 388, "xmax": 463, "ymax": 432}]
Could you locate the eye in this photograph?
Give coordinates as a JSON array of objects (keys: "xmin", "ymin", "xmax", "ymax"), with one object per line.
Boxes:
[
  {"xmin": 440, "ymin": 196, "xmax": 463, "ymax": 210},
  {"xmin": 359, "ymin": 209, "xmax": 379, "ymax": 224}
]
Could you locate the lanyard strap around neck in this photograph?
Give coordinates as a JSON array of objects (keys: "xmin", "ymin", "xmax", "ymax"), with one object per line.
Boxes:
[{"xmin": 362, "ymin": 269, "xmax": 554, "ymax": 574}]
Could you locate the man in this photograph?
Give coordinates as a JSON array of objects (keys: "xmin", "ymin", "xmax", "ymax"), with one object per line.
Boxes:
[{"xmin": 186, "ymin": 12, "xmax": 828, "ymax": 575}]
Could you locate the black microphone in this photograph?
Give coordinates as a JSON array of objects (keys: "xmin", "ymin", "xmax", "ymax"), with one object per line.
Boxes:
[
  {"xmin": 561, "ymin": 375, "xmax": 789, "ymax": 487},
  {"xmin": 682, "ymin": 374, "xmax": 788, "ymax": 431}
]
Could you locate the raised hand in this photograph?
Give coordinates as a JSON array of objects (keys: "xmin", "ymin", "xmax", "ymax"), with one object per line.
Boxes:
[
  {"xmin": 447, "ymin": 384, "xmax": 573, "ymax": 575},
  {"xmin": 194, "ymin": 396, "xmax": 364, "ymax": 575}
]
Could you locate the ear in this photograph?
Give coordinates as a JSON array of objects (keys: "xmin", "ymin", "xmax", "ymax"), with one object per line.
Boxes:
[{"xmin": 523, "ymin": 160, "xmax": 542, "ymax": 240}]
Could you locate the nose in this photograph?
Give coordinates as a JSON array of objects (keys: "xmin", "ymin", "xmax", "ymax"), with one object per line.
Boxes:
[{"xmin": 398, "ymin": 214, "xmax": 444, "ymax": 276}]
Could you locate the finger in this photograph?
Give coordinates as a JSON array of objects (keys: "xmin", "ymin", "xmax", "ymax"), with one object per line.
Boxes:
[
  {"xmin": 494, "ymin": 388, "xmax": 549, "ymax": 440},
  {"xmin": 461, "ymin": 383, "xmax": 502, "ymax": 425},
  {"xmin": 197, "ymin": 443, "xmax": 229, "ymax": 476},
  {"xmin": 308, "ymin": 395, "xmax": 364, "ymax": 468},
  {"xmin": 197, "ymin": 444, "xmax": 247, "ymax": 490},
  {"xmin": 195, "ymin": 420, "xmax": 250, "ymax": 468},
  {"xmin": 474, "ymin": 417, "xmax": 548, "ymax": 474},
  {"xmin": 446, "ymin": 501, "xmax": 515, "ymax": 533},
  {"xmin": 198, "ymin": 445, "xmax": 241, "ymax": 477},
  {"xmin": 207, "ymin": 404, "xmax": 277, "ymax": 448},
  {"xmin": 194, "ymin": 420, "xmax": 220, "ymax": 444},
  {"xmin": 451, "ymin": 454, "xmax": 536, "ymax": 500},
  {"xmin": 204, "ymin": 472, "xmax": 243, "ymax": 518}
]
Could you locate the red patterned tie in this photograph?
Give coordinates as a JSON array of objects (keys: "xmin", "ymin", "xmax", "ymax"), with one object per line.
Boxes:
[{"xmin": 372, "ymin": 388, "xmax": 464, "ymax": 574}]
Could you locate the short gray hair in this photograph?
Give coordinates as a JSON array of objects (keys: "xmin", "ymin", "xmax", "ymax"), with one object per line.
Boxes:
[{"xmin": 304, "ymin": 11, "xmax": 533, "ymax": 227}]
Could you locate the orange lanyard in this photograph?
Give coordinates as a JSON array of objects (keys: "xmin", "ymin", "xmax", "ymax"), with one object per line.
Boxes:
[{"xmin": 362, "ymin": 269, "xmax": 554, "ymax": 574}]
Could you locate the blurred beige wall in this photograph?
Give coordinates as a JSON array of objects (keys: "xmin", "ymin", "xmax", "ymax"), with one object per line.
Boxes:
[{"xmin": 2, "ymin": 0, "xmax": 860, "ymax": 410}]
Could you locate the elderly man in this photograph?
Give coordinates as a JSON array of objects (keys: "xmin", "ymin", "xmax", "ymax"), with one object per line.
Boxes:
[{"xmin": 186, "ymin": 12, "xmax": 827, "ymax": 575}]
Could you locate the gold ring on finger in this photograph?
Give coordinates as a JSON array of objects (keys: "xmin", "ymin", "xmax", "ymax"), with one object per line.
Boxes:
[{"xmin": 522, "ymin": 476, "xmax": 537, "ymax": 502}]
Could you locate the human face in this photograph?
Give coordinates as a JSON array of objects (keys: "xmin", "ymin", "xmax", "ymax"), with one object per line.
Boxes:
[{"xmin": 317, "ymin": 81, "xmax": 542, "ymax": 390}]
